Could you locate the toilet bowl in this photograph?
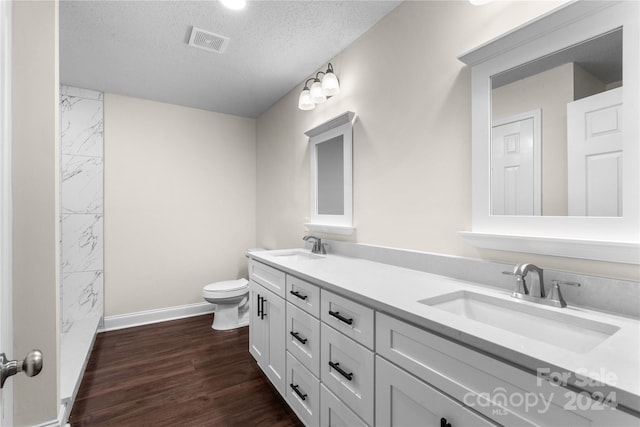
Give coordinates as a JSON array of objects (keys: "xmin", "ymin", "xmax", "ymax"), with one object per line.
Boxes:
[{"xmin": 203, "ymin": 278, "xmax": 249, "ymax": 330}]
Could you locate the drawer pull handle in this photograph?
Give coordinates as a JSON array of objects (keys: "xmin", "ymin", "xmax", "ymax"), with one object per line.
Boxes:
[
  {"xmin": 328, "ymin": 310, "xmax": 353, "ymax": 325},
  {"xmin": 290, "ymin": 383, "xmax": 307, "ymax": 400},
  {"xmin": 328, "ymin": 361, "xmax": 353, "ymax": 381},
  {"xmin": 290, "ymin": 331, "xmax": 308, "ymax": 344},
  {"xmin": 290, "ymin": 290, "xmax": 308, "ymax": 300}
]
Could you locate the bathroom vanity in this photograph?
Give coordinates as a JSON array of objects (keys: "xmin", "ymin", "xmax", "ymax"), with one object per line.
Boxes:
[{"xmin": 247, "ymin": 248, "xmax": 640, "ymax": 427}]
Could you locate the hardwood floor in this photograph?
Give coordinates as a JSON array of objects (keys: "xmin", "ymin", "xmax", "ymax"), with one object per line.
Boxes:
[{"xmin": 69, "ymin": 314, "xmax": 303, "ymax": 427}]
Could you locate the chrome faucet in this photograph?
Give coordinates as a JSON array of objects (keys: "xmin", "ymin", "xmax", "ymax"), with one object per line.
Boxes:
[
  {"xmin": 506, "ymin": 263, "xmax": 581, "ymax": 308},
  {"xmin": 514, "ymin": 263, "xmax": 545, "ymax": 298},
  {"xmin": 303, "ymin": 235, "xmax": 326, "ymax": 254}
]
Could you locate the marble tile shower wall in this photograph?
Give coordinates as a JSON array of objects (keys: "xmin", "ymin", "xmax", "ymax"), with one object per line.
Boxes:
[{"xmin": 60, "ymin": 86, "xmax": 104, "ymax": 333}]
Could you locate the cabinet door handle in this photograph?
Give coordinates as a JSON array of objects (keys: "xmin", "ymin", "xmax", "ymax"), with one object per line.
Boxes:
[
  {"xmin": 257, "ymin": 295, "xmax": 263, "ymax": 318},
  {"xmin": 289, "ymin": 383, "xmax": 307, "ymax": 401},
  {"xmin": 290, "ymin": 290, "xmax": 308, "ymax": 300},
  {"xmin": 260, "ymin": 295, "xmax": 266, "ymax": 319},
  {"xmin": 328, "ymin": 310, "xmax": 353, "ymax": 325},
  {"xmin": 328, "ymin": 361, "xmax": 353, "ymax": 381},
  {"xmin": 290, "ymin": 331, "xmax": 308, "ymax": 344}
]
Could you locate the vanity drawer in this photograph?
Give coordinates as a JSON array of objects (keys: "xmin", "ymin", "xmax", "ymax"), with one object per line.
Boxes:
[
  {"xmin": 376, "ymin": 356, "xmax": 497, "ymax": 427},
  {"xmin": 249, "ymin": 259, "xmax": 286, "ymax": 298},
  {"xmin": 320, "ymin": 323, "xmax": 374, "ymax": 426},
  {"xmin": 287, "ymin": 302, "xmax": 320, "ymax": 377},
  {"xmin": 320, "ymin": 384, "xmax": 369, "ymax": 427},
  {"xmin": 376, "ymin": 312, "xmax": 635, "ymax": 427},
  {"xmin": 287, "ymin": 275, "xmax": 321, "ymax": 318},
  {"xmin": 320, "ymin": 290, "xmax": 374, "ymax": 350},
  {"xmin": 286, "ymin": 352, "xmax": 320, "ymax": 427}
]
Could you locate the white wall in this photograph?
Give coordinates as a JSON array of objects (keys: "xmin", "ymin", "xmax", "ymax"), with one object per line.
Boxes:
[
  {"xmin": 256, "ymin": 0, "xmax": 640, "ymax": 281},
  {"xmin": 12, "ymin": 1, "xmax": 60, "ymax": 424},
  {"xmin": 104, "ymin": 94, "xmax": 256, "ymax": 316}
]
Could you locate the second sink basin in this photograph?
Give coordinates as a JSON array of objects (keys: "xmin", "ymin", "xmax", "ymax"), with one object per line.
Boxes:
[{"xmin": 419, "ymin": 291, "xmax": 620, "ymax": 353}]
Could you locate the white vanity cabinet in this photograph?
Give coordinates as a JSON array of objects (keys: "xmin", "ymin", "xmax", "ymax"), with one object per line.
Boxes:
[{"xmin": 249, "ymin": 256, "xmax": 639, "ymax": 427}]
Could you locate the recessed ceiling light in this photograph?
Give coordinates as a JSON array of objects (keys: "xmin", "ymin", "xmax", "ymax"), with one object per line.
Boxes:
[{"xmin": 220, "ymin": 0, "xmax": 246, "ymax": 10}]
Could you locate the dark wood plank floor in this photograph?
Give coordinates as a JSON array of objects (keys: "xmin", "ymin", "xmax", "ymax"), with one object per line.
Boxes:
[{"xmin": 69, "ymin": 314, "xmax": 303, "ymax": 427}]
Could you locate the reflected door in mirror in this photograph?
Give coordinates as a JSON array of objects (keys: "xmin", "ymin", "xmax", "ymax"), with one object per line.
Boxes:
[
  {"xmin": 491, "ymin": 111, "xmax": 541, "ymax": 215},
  {"xmin": 567, "ymin": 87, "xmax": 623, "ymax": 216}
]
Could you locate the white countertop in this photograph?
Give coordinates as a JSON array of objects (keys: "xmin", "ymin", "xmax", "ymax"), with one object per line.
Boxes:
[{"xmin": 248, "ymin": 248, "xmax": 640, "ymax": 413}]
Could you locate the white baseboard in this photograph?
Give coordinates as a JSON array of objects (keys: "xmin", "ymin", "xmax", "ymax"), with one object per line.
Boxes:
[
  {"xmin": 101, "ymin": 302, "xmax": 214, "ymax": 332},
  {"xmin": 31, "ymin": 403, "xmax": 67, "ymax": 427}
]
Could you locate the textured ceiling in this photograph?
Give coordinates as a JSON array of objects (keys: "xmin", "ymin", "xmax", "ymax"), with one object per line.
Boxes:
[{"xmin": 60, "ymin": 0, "xmax": 402, "ymax": 118}]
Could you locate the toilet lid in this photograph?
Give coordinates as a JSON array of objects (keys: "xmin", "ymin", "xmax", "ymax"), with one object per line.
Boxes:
[{"xmin": 204, "ymin": 278, "xmax": 248, "ymax": 292}]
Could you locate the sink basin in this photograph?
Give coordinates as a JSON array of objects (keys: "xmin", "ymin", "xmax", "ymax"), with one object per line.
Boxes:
[
  {"xmin": 271, "ymin": 250, "xmax": 325, "ymax": 262},
  {"xmin": 419, "ymin": 291, "xmax": 620, "ymax": 353}
]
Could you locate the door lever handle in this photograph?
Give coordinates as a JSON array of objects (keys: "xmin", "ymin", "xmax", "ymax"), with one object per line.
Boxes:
[{"xmin": 0, "ymin": 350, "xmax": 43, "ymax": 388}]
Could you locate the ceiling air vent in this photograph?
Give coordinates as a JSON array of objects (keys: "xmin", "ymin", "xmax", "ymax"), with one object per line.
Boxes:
[{"xmin": 188, "ymin": 27, "xmax": 230, "ymax": 54}]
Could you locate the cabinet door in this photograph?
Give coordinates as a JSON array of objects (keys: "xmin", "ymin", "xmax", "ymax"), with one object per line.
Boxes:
[
  {"xmin": 376, "ymin": 356, "xmax": 497, "ymax": 427},
  {"xmin": 249, "ymin": 280, "xmax": 267, "ymax": 364},
  {"xmin": 263, "ymin": 286, "xmax": 286, "ymax": 397}
]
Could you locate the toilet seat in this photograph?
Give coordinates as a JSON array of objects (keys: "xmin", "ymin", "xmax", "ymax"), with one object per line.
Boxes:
[{"xmin": 203, "ymin": 278, "xmax": 248, "ymax": 300}]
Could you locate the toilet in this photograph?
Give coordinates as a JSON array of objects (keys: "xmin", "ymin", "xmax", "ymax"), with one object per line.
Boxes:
[{"xmin": 202, "ymin": 278, "xmax": 250, "ymax": 330}]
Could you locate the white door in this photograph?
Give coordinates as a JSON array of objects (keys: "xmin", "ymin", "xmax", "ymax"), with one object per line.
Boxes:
[
  {"xmin": 567, "ymin": 87, "xmax": 623, "ymax": 216},
  {"xmin": 491, "ymin": 110, "xmax": 541, "ymax": 215}
]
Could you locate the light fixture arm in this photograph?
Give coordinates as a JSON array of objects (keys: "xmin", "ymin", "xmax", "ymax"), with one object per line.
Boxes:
[{"xmin": 303, "ymin": 78, "xmax": 316, "ymax": 90}]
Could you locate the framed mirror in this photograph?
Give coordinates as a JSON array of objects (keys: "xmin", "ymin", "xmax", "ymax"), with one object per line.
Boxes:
[
  {"xmin": 458, "ymin": 1, "xmax": 639, "ymax": 264},
  {"xmin": 304, "ymin": 111, "xmax": 355, "ymax": 235}
]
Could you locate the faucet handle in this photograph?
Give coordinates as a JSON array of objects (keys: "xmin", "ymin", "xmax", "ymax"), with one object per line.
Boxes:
[{"xmin": 547, "ymin": 280, "xmax": 581, "ymax": 308}]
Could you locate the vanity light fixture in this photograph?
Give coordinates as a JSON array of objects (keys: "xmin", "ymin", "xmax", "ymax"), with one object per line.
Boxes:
[{"xmin": 298, "ymin": 63, "xmax": 340, "ymax": 111}]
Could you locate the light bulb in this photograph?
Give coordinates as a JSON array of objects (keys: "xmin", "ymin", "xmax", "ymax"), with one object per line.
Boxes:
[
  {"xmin": 298, "ymin": 89, "xmax": 315, "ymax": 110},
  {"xmin": 310, "ymin": 80, "xmax": 326, "ymax": 104},
  {"xmin": 220, "ymin": 0, "xmax": 246, "ymax": 10},
  {"xmin": 321, "ymin": 72, "xmax": 340, "ymax": 96}
]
